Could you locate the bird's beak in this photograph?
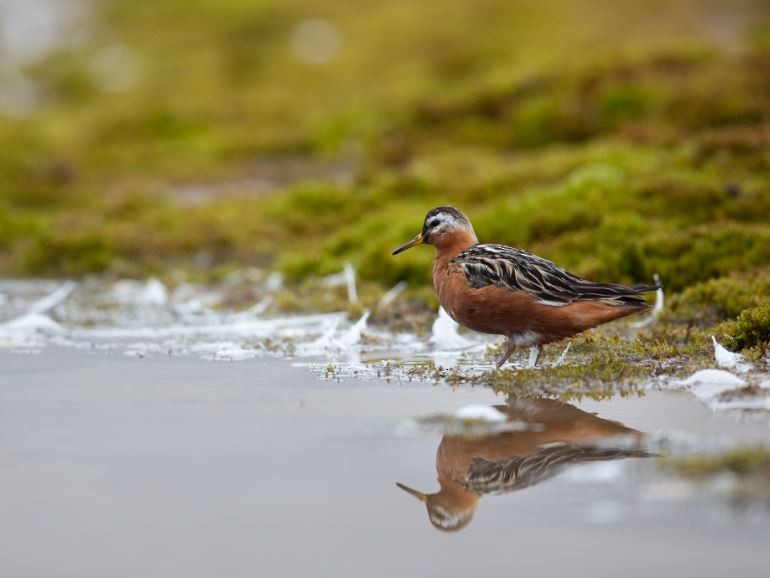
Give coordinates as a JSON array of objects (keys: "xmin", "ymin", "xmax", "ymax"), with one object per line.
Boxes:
[
  {"xmin": 392, "ymin": 234, "xmax": 424, "ymax": 255},
  {"xmin": 396, "ymin": 482, "xmax": 428, "ymax": 502}
]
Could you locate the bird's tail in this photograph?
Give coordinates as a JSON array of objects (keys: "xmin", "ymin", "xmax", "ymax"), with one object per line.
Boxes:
[{"xmin": 574, "ymin": 280, "xmax": 662, "ymax": 309}]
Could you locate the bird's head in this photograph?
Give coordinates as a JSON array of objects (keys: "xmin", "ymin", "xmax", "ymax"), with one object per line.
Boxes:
[
  {"xmin": 392, "ymin": 206, "xmax": 478, "ymax": 255},
  {"xmin": 396, "ymin": 481, "xmax": 478, "ymax": 532}
]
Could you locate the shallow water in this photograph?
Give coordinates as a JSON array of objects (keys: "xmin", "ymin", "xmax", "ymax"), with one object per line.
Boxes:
[{"xmin": 2, "ymin": 349, "xmax": 769, "ymax": 578}]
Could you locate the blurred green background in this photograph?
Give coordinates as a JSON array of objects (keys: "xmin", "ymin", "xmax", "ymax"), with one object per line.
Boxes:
[{"xmin": 1, "ymin": 0, "xmax": 769, "ymax": 304}]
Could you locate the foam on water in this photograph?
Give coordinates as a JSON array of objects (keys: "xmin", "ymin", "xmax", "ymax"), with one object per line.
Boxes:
[
  {"xmin": 323, "ymin": 263, "xmax": 358, "ymax": 303},
  {"xmin": 0, "ymin": 278, "xmax": 428, "ymax": 374},
  {"xmin": 1, "ymin": 277, "xmax": 769, "ymax": 415},
  {"xmin": 112, "ymin": 278, "xmax": 168, "ymax": 306},
  {"xmin": 672, "ymin": 369, "xmax": 746, "ymax": 409},
  {"xmin": 428, "ymin": 306, "xmax": 488, "ymax": 367},
  {"xmin": 3, "ymin": 312, "xmax": 61, "ymax": 331},
  {"xmin": 0, "ymin": 278, "xmax": 346, "ymax": 360},
  {"xmin": 292, "ymin": 311, "xmax": 371, "ymax": 360},
  {"xmin": 453, "ymin": 404, "xmax": 508, "ymax": 422},
  {"xmin": 378, "ymin": 281, "xmax": 407, "ymax": 308},
  {"xmin": 711, "ymin": 336, "xmax": 750, "ymax": 372},
  {"xmin": 675, "ymin": 369, "xmax": 746, "ymax": 390},
  {"xmin": 669, "ymin": 367, "xmax": 770, "ymax": 413},
  {"xmin": 562, "ymin": 461, "xmax": 626, "ymax": 483},
  {"xmin": 430, "ymin": 306, "xmax": 473, "ymax": 350}
]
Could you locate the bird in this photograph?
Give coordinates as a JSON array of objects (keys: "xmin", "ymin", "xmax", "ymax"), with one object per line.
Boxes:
[
  {"xmin": 392, "ymin": 206, "xmax": 660, "ymax": 368},
  {"xmin": 396, "ymin": 397, "xmax": 649, "ymax": 532}
]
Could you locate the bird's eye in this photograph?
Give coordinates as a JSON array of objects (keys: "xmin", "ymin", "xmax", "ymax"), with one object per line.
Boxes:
[{"xmin": 429, "ymin": 219, "xmax": 440, "ymax": 228}]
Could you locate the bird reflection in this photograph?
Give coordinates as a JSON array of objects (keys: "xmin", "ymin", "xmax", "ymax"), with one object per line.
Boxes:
[{"xmin": 397, "ymin": 397, "xmax": 649, "ymax": 532}]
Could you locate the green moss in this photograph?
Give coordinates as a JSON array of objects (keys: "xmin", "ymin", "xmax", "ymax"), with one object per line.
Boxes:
[
  {"xmin": 636, "ymin": 223, "xmax": 770, "ymax": 291},
  {"xmin": 667, "ymin": 269, "xmax": 770, "ymax": 323},
  {"xmin": 723, "ymin": 304, "xmax": 770, "ymax": 352},
  {"xmin": 665, "ymin": 446, "xmax": 770, "ymax": 478},
  {"xmin": 437, "ymin": 326, "xmax": 713, "ymax": 396},
  {"xmin": 264, "ymin": 183, "xmax": 362, "ymax": 236},
  {"xmin": 0, "ymin": 0, "xmax": 769, "ymax": 359},
  {"xmin": 664, "ymin": 446, "xmax": 770, "ymax": 507},
  {"xmin": 24, "ymin": 229, "xmax": 117, "ymax": 276}
]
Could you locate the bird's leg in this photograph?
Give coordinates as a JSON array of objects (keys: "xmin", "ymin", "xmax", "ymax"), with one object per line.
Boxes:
[
  {"xmin": 526, "ymin": 345, "xmax": 541, "ymax": 369},
  {"xmin": 495, "ymin": 337, "xmax": 516, "ymax": 369}
]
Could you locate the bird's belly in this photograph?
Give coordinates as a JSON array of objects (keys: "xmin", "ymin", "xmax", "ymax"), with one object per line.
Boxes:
[
  {"xmin": 444, "ymin": 303, "xmax": 503, "ymax": 335},
  {"xmin": 438, "ymin": 281, "xmax": 555, "ymax": 338},
  {"xmin": 440, "ymin": 287, "xmax": 515, "ymax": 336}
]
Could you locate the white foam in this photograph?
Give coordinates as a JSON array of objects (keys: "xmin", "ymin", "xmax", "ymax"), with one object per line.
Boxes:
[
  {"xmin": 0, "ymin": 301, "xmax": 64, "ymax": 350},
  {"xmin": 453, "ymin": 405, "xmax": 507, "ymax": 422},
  {"xmin": 193, "ymin": 342, "xmax": 261, "ymax": 362},
  {"xmin": 112, "ymin": 278, "xmax": 168, "ymax": 306},
  {"xmin": 669, "ymin": 368, "xmax": 770, "ymax": 413},
  {"xmin": 68, "ymin": 312, "xmax": 342, "ymax": 340},
  {"xmin": 294, "ymin": 319, "xmax": 340, "ymax": 356},
  {"xmin": 2, "ymin": 312, "xmax": 61, "ymax": 331},
  {"xmin": 294, "ymin": 311, "xmax": 369, "ymax": 359},
  {"xmin": 563, "ymin": 461, "xmax": 625, "ymax": 483},
  {"xmin": 25, "ymin": 281, "xmax": 75, "ymax": 314},
  {"xmin": 676, "ymin": 369, "xmax": 746, "ymax": 405},
  {"xmin": 430, "ymin": 307, "xmax": 473, "ymax": 350},
  {"xmin": 0, "ymin": 281, "xmax": 75, "ymax": 342},
  {"xmin": 323, "ymin": 264, "xmax": 358, "ymax": 303},
  {"xmin": 674, "ymin": 369, "xmax": 746, "ymax": 389},
  {"xmin": 378, "ymin": 281, "xmax": 407, "ymax": 308},
  {"xmin": 249, "ymin": 296, "xmax": 273, "ymax": 316},
  {"xmin": 344, "ymin": 262, "xmax": 357, "ymax": 304},
  {"xmin": 711, "ymin": 336, "xmax": 749, "ymax": 371},
  {"xmin": 338, "ymin": 310, "xmax": 368, "ymax": 347},
  {"xmin": 0, "ymin": 279, "xmax": 395, "ymax": 362},
  {"xmin": 263, "ymin": 272, "xmax": 283, "ymax": 292}
]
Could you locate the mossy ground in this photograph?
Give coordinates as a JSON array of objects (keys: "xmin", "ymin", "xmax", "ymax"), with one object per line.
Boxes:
[
  {"xmin": 394, "ymin": 321, "xmax": 720, "ymax": 398},
  {"xmin": 1, "ymin": 0, "xmax": 770, "ymax": 392},
  {"xmin": 664, "ymin": 447, "xmax": 770, "ymax": 506}
]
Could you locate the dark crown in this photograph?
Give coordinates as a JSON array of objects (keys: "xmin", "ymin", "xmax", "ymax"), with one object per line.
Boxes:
[{"xmin": 424, "ymin": 206, "xmax": 471, "ymax": 227}]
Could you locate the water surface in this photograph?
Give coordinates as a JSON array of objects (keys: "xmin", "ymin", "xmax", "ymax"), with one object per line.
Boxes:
[{"xmin": 2, "ymin": 349, "xmax": 769, "ymax": 578}]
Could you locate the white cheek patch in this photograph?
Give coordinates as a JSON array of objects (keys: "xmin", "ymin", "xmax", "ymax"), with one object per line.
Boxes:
[{"xmin": 431, "ymin": 214, "xmax": 460, "ymax": 233}]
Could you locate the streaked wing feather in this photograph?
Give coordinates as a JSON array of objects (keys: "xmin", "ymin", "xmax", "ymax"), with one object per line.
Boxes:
[
  {"xmin": 462, "ymin": 443, "xmax": 651, "ymax": 495},
  {"xmin": 455, "ymin": 244, "xmax": 658, "ymax": 307}
]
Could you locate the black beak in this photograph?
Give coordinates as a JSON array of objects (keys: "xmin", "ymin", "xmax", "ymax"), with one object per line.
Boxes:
[{"xmin": 392, "ymin": 234, "xmax": 424, "ymax": 255}]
